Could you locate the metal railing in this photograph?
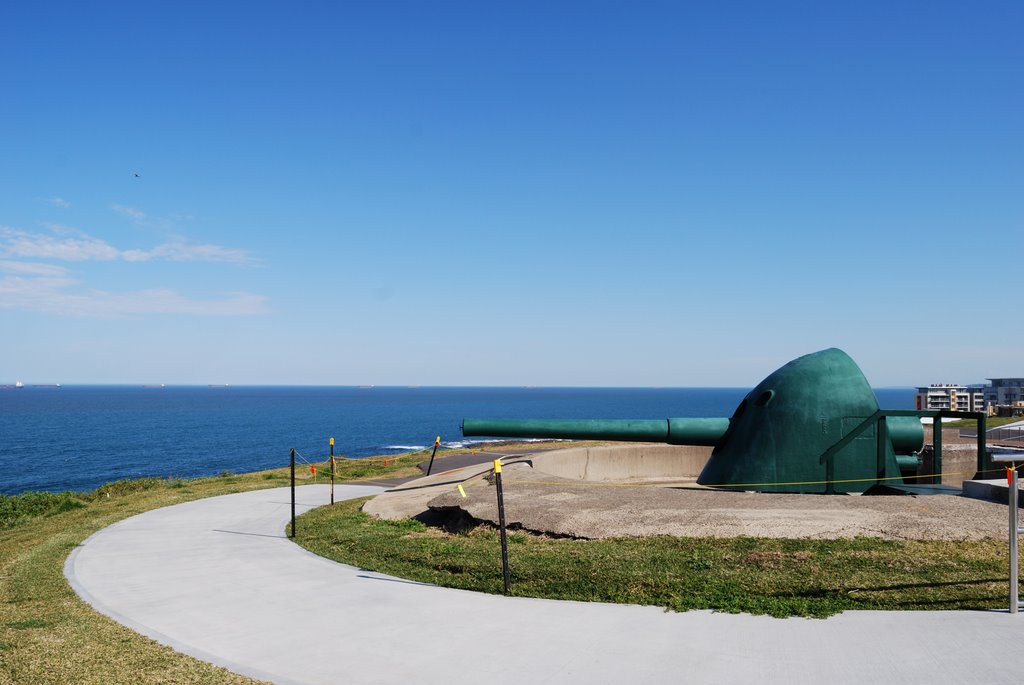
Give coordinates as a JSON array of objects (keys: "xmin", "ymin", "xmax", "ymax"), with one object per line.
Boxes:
[
  {"xmin": 288, "ymin": 446, "xmax": 337, "ymax": 538},
  {"xmin": 960, "ymin": 427, "xmax": 1024, "ymax": 443},
  {"xmin": 819, "ymin": 409, "xmax": 988, "ymax": 494}
]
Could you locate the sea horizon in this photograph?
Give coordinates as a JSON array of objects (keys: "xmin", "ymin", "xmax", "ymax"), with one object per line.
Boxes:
[{"xmin": 1, "ymin": 385, "xmax": 915, "ymax": 495}]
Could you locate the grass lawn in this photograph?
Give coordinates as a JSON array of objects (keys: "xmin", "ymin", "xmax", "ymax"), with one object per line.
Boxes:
[
  {"xmin": 0, "ymin": 447, "xmax": 447, "ymax": 685},
  {"xmin": 294, "ymin": 497, "xmax": 1013, "ymax": 619}
]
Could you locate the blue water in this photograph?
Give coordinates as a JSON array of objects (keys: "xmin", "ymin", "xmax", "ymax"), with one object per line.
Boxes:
[{"xmin": 0, "ymin": 386, "xmax": 914, "ymax": 495}]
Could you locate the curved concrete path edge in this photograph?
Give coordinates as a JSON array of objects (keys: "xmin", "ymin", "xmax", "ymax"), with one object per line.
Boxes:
[{"xmin": 66, "ymin": 484, "xmax": 1024, "ymax": 685}]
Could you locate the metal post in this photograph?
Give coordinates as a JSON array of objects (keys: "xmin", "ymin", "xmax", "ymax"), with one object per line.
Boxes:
[
  {"xmin": 932, "ymin": 415, "xmax": 943, "ymax": 485},
  {"xmin": 290, "ymin": 448, "xmax": 296, "ymax": 538},
  {"xmin": 426, "ymin": 436, "xmax": 441, "ymax": 476},
  {"xmin": 1011, "ymin": 466, "xmax": 1019, "ymax": 615},
  {"xmin": 978, "ymin": 413, "xmax": 988, "ymax": 476},
  {"xmin": 493, "ymin": 459, "xmax": 511, "ymax": 595},
  {"xmin": 330, "ymin": 437, "xmax": 335, "ymax": 505},
  {"xmin": 876, "ymin": 416, "xmax": 888, "ymax": 485}
]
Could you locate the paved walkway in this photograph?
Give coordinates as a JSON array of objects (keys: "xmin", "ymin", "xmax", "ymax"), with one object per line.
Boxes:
[{"xmin": 66, "ymin": 484, "xmax": 1024, "ymax": 685}]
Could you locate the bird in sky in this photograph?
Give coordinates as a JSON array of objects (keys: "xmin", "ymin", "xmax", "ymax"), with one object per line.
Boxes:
[{"xmin": 133, "ymin": 172, "xmax": 141, "ymax": 178}]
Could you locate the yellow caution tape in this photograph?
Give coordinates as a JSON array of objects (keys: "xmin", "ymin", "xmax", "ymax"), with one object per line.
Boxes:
[{"xmin": 512, "ymin": 467, "xmax": 1008, "ymax": 490}]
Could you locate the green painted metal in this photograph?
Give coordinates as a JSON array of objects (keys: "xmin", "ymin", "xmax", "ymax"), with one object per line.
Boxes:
[
  {"xmin": 698, "ymin": 348, "xmax": 911, "ymax": 493},
  {"xmin": 462, "ymin": 348, "xmax": 933, "ymax": 494},
  {"xmin": 460, "ymin": 418, "xmax": 729, "ymax": 446}
]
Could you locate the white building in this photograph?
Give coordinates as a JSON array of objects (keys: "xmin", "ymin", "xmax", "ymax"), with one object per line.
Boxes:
[{"xmin": 914, "ymin": 384, "xmax": 985, "ymax": 412}]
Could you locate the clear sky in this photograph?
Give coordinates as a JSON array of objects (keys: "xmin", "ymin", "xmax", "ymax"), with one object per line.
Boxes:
[{"xmin": 1, "ymin": 1, "xmax": 1020, "ymax": 386}]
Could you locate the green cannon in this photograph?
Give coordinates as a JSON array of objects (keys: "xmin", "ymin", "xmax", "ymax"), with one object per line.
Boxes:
[{"xmin": 462, "ymin": 348, "xmax": 926, "ymax": 494}]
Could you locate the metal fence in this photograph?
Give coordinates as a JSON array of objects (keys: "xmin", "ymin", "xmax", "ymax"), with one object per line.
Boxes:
[{"xmin": 960, "ymin": 427, "xmax": 1024, "ymax": 443}]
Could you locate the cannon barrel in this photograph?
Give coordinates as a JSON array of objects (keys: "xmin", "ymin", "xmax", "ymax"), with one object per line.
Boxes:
[
  {"xmin": 461, "ymin": 416, "xmax": 923, "ymax": 454},
  {"xmin": 461, "ymin": 417, "xmax": 730, "ymax": 447}
]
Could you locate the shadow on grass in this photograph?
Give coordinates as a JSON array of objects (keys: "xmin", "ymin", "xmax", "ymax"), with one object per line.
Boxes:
[
  {"xmin": 774, "ymin": 577, "xmax": 1008, "ymax": 611},
  {"xmin": 844, "ymin": 577, "xmax": 1005, "ymax": 593}
]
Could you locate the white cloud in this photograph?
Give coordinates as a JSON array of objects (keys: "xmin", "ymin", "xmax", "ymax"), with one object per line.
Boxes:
[
  {"xmin": 111, "ymin": 203, "xmax": 146, "ymax": 221},
  {"xmin": 0, "ymin": 226, "xmax": 257, "ymax": 265},
  {"xmin": 0, "ymin": 227, "xmax": 120, "ymax": 261},
  {"xmin": 123, "ymin": 242, "xmax": 257, "ymax": 264},
  {"xmin": 0, "ymin": 260, "xmax": 70, "ymax": 277},
  {"xmin": 0, "ymin": 223, "xmax": 266, "ymax": 317},
  {"xmin": 49, "ymin": 197, "xmax": 71, "ymax": 208},
  {"xmin": 39, "ymin": 222, "xmax": 76, "ymax": 235},
  {"xmin": 0, "ymin": 269, "xmax": 268, "ymax": 317}
]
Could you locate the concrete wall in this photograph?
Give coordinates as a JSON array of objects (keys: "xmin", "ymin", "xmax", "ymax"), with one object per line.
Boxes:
[
  {"xmin": 529, "ymin": 443, "xmax": 713, "ymax": 482},
  {"xmin": 529, "ymin": 440, "xmax": 984, "ymax": 487},
  {"xmin": 917, "ymin": 444, "xmax": 977, "ymax": 488},
  {"xmin": 920, "ymin": 430, "xmax": 988, "ymax": 487}
]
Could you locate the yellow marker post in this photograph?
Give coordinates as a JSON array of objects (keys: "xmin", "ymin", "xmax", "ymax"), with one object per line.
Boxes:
[
  {"xmin": 426, "ymin": 434, "xmax": 442, "ymax": 476},
  {"xmin": 457, "ymin": 484, "xmax": 467, "ymax": 498},
  {"xmin": 329, "ymin": 437, "xmax": 336, "ymax": 505},
  {"xmin": 493, "ymin": 458, "xmax": 511, "ymax": 595}
]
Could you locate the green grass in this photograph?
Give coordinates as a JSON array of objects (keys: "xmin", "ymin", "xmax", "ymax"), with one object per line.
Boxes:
[
  {"xmin": 0, "ymin": 474, "xmax": 281, "ymax": 685},
  {"xmin": 0, "ymin": 491, "xmax": 88, "ymax": 531},
  {"xmin": 294, "ymin": 497, "xmax": 1013, "ymax": 619},
  {"xmin": 0, "ymin": 442, "xmax": 488, "ymax": 685}
]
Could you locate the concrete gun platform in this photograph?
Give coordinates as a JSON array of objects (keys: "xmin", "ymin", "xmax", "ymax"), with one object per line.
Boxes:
[
  {"xmin": 66, "ymin": 484, "xmax": 1024, "ymax": 685},
  {"xmin": 369, "ymin": 447, "xmax": 1010, "ymax": 541}
]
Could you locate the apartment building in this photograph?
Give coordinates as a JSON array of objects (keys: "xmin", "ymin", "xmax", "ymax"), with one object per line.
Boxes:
[
  {"xmin": 914, "ymin": 384, "xmax": 986, "ymax": 412},
  {"xmin": 984, "ymin": 378, "xmax": 1024, "ymax": 414}
]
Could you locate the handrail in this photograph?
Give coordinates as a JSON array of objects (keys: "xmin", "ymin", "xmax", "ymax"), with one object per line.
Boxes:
[
  {"xmin": 962, "ymin": 427, "xmax": 1024, "ymax": 443},
  {"xmin": 818, "ymin": 409, "xmax": 987, "ymax": 494}
]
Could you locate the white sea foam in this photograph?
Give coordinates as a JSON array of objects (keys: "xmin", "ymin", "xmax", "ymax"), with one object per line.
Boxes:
[
  {"xmin": 443, "ymin": 438, "xmax": 568, "ymax": 449},
  {"xmin": 382, "ymin": 438, "xmax": 567, "ymax": 452}
]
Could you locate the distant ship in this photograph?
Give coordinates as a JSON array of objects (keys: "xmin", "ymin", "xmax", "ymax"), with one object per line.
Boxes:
[
  {"xmin": 15, "ymin": 380, "xmax": 23, "ymax": 388},
  {"xmin": 143, "ymin": 384, "xmax": 166, "ymax": 389},
  {"xmin": 208, "ymin": 384, "xmax": 230, "ymax": 388}
]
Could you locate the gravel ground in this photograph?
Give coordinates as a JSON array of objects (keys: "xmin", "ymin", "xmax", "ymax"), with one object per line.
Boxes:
[{"xmin": 426, "ymin": 461, "xmax": 1008, "ymax": 541}]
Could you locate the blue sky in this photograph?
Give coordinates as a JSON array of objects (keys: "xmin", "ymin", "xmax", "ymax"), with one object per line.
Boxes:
[{"xmin": 1, "ymin": 1, "xmax": 1020, "ymax": 386}]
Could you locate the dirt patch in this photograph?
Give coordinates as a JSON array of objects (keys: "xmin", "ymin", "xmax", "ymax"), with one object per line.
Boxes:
[{"xmin": 425, "ymin": 462, "xmax": 1007, "ymax": 541}]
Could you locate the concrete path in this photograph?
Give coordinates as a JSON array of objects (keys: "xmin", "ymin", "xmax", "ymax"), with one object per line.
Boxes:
[{"xmin": 66, "ymin": 484, "xmax": 1024, "ymax": 685}]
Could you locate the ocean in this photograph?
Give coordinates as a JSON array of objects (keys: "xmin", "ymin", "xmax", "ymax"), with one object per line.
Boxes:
[{"xmin": 0, "ymin": 385, "xmax": 914, "ymax": 495}]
